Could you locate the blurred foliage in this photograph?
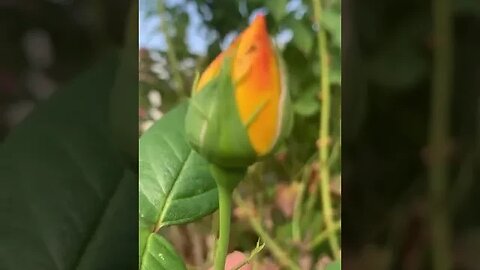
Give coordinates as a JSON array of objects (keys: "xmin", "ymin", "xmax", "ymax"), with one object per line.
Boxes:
[
  {"xmin": 0, "ymin": 0, "xmax": 130, "ymax": 141},
  {"xmin": 139, "ymin": 0, "xmax": 341, "ymax": 268},
  {"xmin": 342, "ymin": 0, "xmax": 480, "ymax": 269},
  {"xmin": 0, "ymin": 2, "xmax": 138, "ymax": 269}
]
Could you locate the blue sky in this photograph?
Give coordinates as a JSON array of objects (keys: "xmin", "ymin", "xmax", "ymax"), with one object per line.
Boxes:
[
  {"xmin": 139, "ymin": 0, "xmax": 305, "ymax": 55},
  {"xmin": 139, "ymin": 0, "xmax": 208, "ymax": 54}
]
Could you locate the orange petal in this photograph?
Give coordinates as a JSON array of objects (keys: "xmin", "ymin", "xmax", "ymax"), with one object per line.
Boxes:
[
  {"xmin": 195, "ymin": 36, "xmax": 241, "ymax": 93},
  {"xmin": 234, "ymin": 14, "xmax": 283, "ymax": 155}
]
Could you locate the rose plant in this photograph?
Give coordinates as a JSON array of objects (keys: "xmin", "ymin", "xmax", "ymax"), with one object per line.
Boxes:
[
  {"xmin": 139, "ymin": 14, "xmax": 292, "ymax": 270},
  {"xmin": 185, "ymin": 14, "xmax": 292, "ymax": 270}
]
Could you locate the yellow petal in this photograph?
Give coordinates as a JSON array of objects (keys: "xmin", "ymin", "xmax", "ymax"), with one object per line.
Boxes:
[{"xmin": 234, "ymin": 14, "xmax": 283, "ymax": 155}]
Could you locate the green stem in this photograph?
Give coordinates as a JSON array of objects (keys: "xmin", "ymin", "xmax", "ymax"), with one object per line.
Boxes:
[
  {"xmin": 211, "ymin": 165, "xmax": 246, "ymax": 270},
  {"xmin": 429, "ymin": 0, "xmax": 453, "ymax": 268},
  {"xmin": 292, "ymin": 166, "xmax": 311, "ymax": 242},
  {"xmin": 308, "ymin": 221, "xmax": 341, "ymax": 250},
  {"xmin": 312, "ymin": 0, "xmax": 341, "ymax": 259},
  {"xmin": 215, "ymin": 184, "xmax": 232, "ymax": 270}
]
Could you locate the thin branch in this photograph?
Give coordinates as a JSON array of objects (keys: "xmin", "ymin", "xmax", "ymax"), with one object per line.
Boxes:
[
  {"xmin": 292, "ymin": 165, "xmax": 312, "ymax": 242},
  {"xmin": 307, "ymin": 221, "xmax": 341, "ymax": 250},
  {"xmin": 312, "ymin": 0, "xmax": 341, "ymax": 259}
]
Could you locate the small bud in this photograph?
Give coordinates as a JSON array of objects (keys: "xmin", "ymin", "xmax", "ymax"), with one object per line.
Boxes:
[{"xmin": 185, "ymin": 14, "xmax": 293, "ymax": 168}]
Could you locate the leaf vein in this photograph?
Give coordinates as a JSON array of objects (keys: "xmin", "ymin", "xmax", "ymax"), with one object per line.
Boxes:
[{"xmin": 155, "ymin": 150, "xmax": 194, "ymax": 231}]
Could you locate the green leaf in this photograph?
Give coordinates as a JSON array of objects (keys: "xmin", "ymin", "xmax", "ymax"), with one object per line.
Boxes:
[
  {"xmin": 109, "ymin": 5, "xmax": 139, "ymax": 163},
  {"xmin": 266, "ymin": 0, "xmax": 288, "ymax": 22},
  {"xmin": 139, "ymin": 102, "xmax": 218, "ymax": 229},
  {"xmin": 293, "ymin": 86, "xmax": 320, "ymax": 116},
  {"xmin": 326, "ymin": 260, "xmax": 341, "ymax": 270},
  {"xmin": 321, "ymin": 9, "xmax": 341, "ymax": 48},
  {"xmin": 76, "ymin": 170, "xmax": 138, "ymax": 270},
  {"xmin": 0, "ymin": 53, "xmax": 136, "ymax": 269},
  {"xmin": 290, "ymin": 20, "xmax": 314, "ymax": 56},
  {"xmin": 141, "ymin": 234, "xmax": 187, "ymax": 270},
  {"xmin": 139, "ymin": 103, "xmax": 217, "ymax": 268}
]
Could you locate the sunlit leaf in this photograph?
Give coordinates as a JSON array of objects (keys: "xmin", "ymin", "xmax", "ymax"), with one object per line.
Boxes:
[
  {"xmin": 141, "ymin": 234, "xmax": 187, "ymax": 270},
  {"xmin": 139, "ymin": 102, "xmax": 217, "ymax": 229},
  {"xmin": 139, "ymin": 102, "xmax": 218, "ymax": 268}
]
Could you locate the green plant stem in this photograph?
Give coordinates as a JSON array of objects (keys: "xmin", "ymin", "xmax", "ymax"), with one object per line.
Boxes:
[
  {"xmin": 292, "ymin": 166, "xmax": 311, "ymax": 242},
  {"xmin": 429, "ymin": 0, "xmax": 453, "ymax": 268},
  {"xmin": 312, "ymin": 0, "xmax": 340, "ymax": 260},
  {"xmin": 211, "ymin": 165, "xmax": 245, "ymax": 270},
  {"xmin": 158, "ymin": 0, "xmax": 186, "ymax": 98},
  {"xmin": 308, "ymin": 221, "xmax": 341, "ymax": 250},
  {"xmin": 233, "ymin": 193, "xmax": 302, "ymax": 270},
  {"xmin": 215, "ymin": 183, "xmax": 233, "ymax": 270}
]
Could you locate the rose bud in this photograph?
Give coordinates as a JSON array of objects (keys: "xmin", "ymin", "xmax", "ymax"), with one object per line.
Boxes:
[{"xmin": 185, "ymin": 14, "xmax": 292, "ymax": 168}]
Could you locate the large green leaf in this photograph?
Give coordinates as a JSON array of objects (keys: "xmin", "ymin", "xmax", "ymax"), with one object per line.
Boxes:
[
  {"xmin": 0, "ymin": 53, "xmax": 136, "ymax": 269},
  {"xmin": 109, "ymin": 2, "xmax": 139, "ymax": 163},
  {"xmin": 139, "ymin": 102, "xmax": 218, "ymax": 264},
  {"xmin": 76, "ymin": 170, "xmax": 138, "ymax": 270},
  {"xmin": 141, "ymin": 234, "xmax": 187, "ymax": 270}
]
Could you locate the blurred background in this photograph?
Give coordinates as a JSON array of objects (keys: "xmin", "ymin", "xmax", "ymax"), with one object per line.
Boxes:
[
  {"xmin": 0, "ymin": 1, "xmax": 138, "ymax": 269},
  {"xmin": 0, "ymin": 0, "xmax": 130, "ymax": 141},
  {"xmin": 139, "ymin": 0, "xmax": 341, "ymax": 269},
  {"xmin": 343, "ymin": 0, "xmax": 480, "ymax": 269}
]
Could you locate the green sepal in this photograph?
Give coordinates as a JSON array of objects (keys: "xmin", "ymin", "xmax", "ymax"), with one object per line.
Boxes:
[
  {"xmin": 210, "ymin": 164, "xmax": 247, "ymax": 194},
  {"xmin": 185, "ymin": 57, "xmax": 257, "ymax": 168},
  {"xmin": 191, "ymin": 71, "xmax": 200, "ymax": 95}
]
